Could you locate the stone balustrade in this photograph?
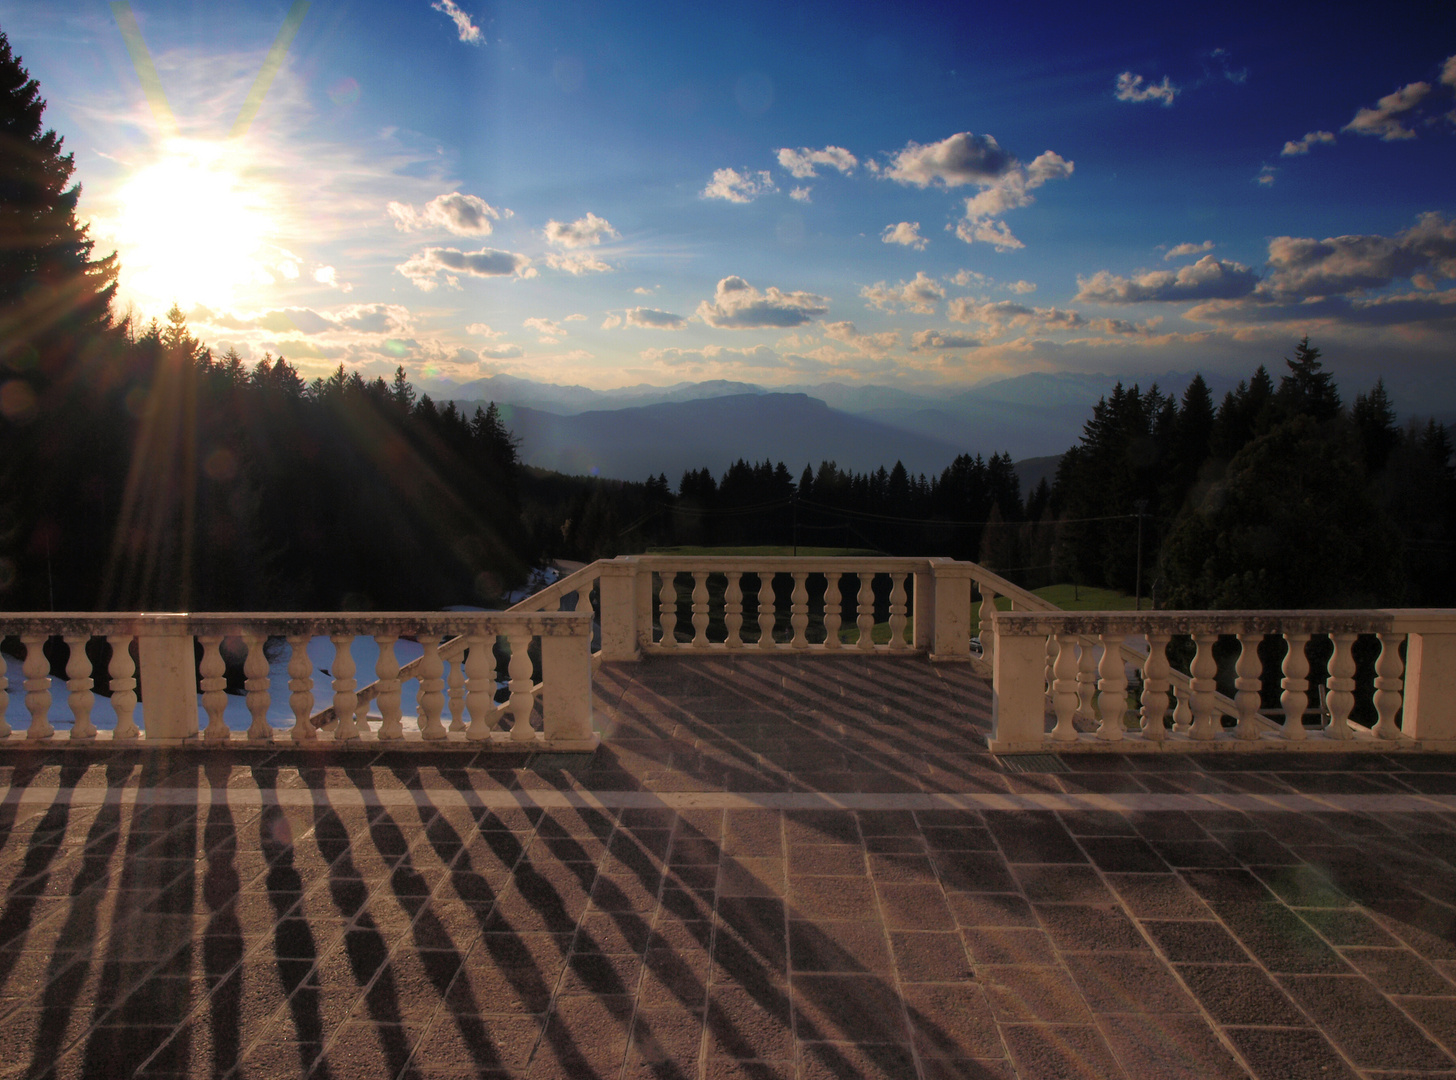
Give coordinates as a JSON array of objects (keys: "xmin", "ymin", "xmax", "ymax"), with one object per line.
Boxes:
[
  {"xmin": 0, "ymin": 611, "xmax": 596, "ymax": 750},
  {"xmin": 988, "ymin": 610, "xmax": 1456, "ymax": 753},
  {"xmin": 590, "ymin": 555, "xmax": 979, "ymax": 660}
]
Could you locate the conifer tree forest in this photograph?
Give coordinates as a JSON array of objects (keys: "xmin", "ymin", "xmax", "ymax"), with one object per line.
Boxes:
[{"xmin": 3, "ymin": 26, "xmax": 1454, "ymax": 613}]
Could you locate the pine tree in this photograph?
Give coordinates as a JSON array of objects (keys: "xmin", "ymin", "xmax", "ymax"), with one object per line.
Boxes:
[
  {"xmin": 1277, "ymin": 336, "xmax": 1341, "ymax": 422},
  {"xmin": 0, "ymin": 29, "xmax": 118, "ymax": 385},
  {"xmin": 1352, "ymin": 378, "xmax": 1400, "ymax": 473}
]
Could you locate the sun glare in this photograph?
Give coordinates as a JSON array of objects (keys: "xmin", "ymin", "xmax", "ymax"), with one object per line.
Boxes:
[{"xmin": 109, "ymin": 139, "xmax": 277, "ymax": 312}]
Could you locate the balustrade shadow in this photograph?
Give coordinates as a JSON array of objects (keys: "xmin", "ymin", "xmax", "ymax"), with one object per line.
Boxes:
[{"xmin": 196, "ymin": 758, "xmax": 244, "ymax": 1079}]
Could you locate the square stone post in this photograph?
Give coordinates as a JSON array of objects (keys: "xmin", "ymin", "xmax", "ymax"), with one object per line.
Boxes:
[
  {"xmin": 540, "ymin": 619, "xmax": 598, "ymax": 750},
  {"xmin": 598, "ymin": 557, "xmax": 642, "ymax": 662},
  {"xmin": 1403, "ymin": 632, "xmax": 1456, "ymax": 742},
  {"xmin": 138, "ymin": 624, "xmax": 200, "ymax": 742},
  {"xmin": 928, "ymin": 559, "xmax": 974, "ymax": 661},
  {"xmin": 989, "ymin": 624, "xmax": 1050, "ymax": 752}
]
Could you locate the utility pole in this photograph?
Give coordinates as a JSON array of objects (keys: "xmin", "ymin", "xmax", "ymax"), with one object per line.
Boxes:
[{"xmin": 1134, "ymin": 499, "xmax": 1148, "ymax": 611}]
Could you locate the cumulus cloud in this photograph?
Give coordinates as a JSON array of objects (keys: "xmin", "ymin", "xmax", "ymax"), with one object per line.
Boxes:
[
  {"xmin": 957, "ymin": 218, "xmax": 1024, "ymax": 251},
  {"xmin": 625, "ymin": 307, "xmax": 687, "ymax": 330},
  {"xmin": 432, "ymin": 0, "xmax": 483, "ymax": 44},
  {"xmin": 633, "ymin": 286, "xmax": 656, "ymax": 295},
  {"xmin": 1076, "ymin": 255, "xmax": 1259, "ymax": 304},
  {"xmin": 1345, "ymin": 82, "xmax": 1431, "ymax": 140},
  {"xmin": 396, "ymin": 246, "xmax": 534, "ymax": 289},
  {"xmin": 524, "ymin": 317, "xmax": 565, "ymax": 342},
  {"xmin": 312, "ymin": 265, "xmax": 350, "ymax": 291},
  {"xmin": 1444, "ymin": 54, "xmax": 1456, "ymax": 89},
  {"xmin": 191, "ymin": 302, "xmax": 412, "ymax": 336},
  {"xmin": 643, "ymin": 344, "xmax": 786, "ymax": 369},
  {"xmin": 1260, "ymin": 213, "xmax": 1456, "ymax": 297},
  {"xmin": 881, "ymin": 222, "xmax": 927, "ymax": 250},
  {"xmin": 1007, "ymin": 280, "xmax": 1037, "ymax": 294},
  {"xmin": 821, "ymin": 320, "xmax": 899, "ymax": 356},
  {"xmin": 1091, "ymin": 316, "xmax": 1164, "ymax": 336},
  {"xmin": 948, "ymin": 299, "xmax": 1087, "ymax": 333},
  {"xmin": 860, "ymin": 272, "xmax": 945, "ymax": 315},
  {"xmin": 1115, "ymin": 72, "xmax": 1177, "ymax": 105},
  {"xmin": 789, "ymin": 186, "xmax": 812, "ymax": 202},
  {"xmin": 1257, "ymin": 165, "xmax": 1278, "ymax": 186},
  {"xmin": 911, "ymin": 329, "xmax": 982, "ymax": 350},
  {"xmin": 465, "ymin": 322, "xmax": 502, "ymax": 338},
  {"xmin": 875, "ymin": 132, "xmax": 1015, "ymax": 188},
  {"xmin": 949, "ymin": 269, "xmax": 991, "ymax": 288},
  {"xmin": 601, "ymin": 314, "xmax": 623, "ymax": 329},
  {"xmin": 701, "ymin": 168, "xmax": 776, "ymax": 203},
  {"xmin": 388, "ymin": 192, "xmax": 502, "ymax": 235},
  {"xmin": 776, "ymin": 146, "xmax": 858, "ymax": 178},
  {"xmin": 544, "ymin": 212, "xmax": 618, "ymax": 248},
  {"xmin": 696, "ymin": 276, "xmax": 830, "ymax": 328},
  {"xmin": 479, "ymin": 343, "xmax": 523, "ymax": 359},
  {"xmin": 544, "ymin": 252, "xmax": 613, "ymax": 275},
  {"xmin": 1165, "ymin": 241, "xmax": 1216, "ymax": 260},
  {"xmin": 1281, "ymin": 131, "xmax": 1336, "ymax": 156}
]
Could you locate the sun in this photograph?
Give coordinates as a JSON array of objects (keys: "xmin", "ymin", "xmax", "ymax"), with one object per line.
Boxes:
[{"xmin": 108, "ymin": 139, "xmax": 279, "ymax": 312}]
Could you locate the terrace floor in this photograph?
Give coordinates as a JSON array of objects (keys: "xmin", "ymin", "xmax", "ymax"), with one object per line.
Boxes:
[{"xmin": 4, "ymin": 656, "xmax": 1456, "ymax": 1078}]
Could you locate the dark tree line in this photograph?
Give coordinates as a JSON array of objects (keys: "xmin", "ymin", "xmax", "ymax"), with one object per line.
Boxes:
[{"xmin": 1048, "ymin": 338, "xmax": 1456, "ymax": 608}]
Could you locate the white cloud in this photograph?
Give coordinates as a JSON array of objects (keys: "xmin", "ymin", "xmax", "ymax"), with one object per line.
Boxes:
[
  {"xmin": 1076, "ymin": 255, "xmax": 1260, "ymax": 304},
  {"xmin": 789, "ymin": 186, "xmax": 812, "ymax": 202},
  {"xmin": 911, "ymin": 329, "xmax": 982, "ymax": 350},
  {"xmin": 465, "ymin": 322, "xmax": 503, "ymax": 338},
  {"xmin": 544, "ymin": 212, "xmax": 618, "ymax": 248},
  {"xmin": 949, "ymin": 269, "xmax": 991, "ymax": 288},
  {"xmin": 190, "ymin": 302, "xmax": 413, "ymax": 337},
  {"xmin": 524, "ymin": 316, "xmax": 565, "ymax": 342},
  {"xmin": 1007, "ymin": 280, "xmax": 1037, "ymax": 294},
  {"xmin": 312, "ymin": 265, "xmax": 349, "ymax": 291},
  {"xmin": 633, "ymin": 286, "xmax": 656, "ymax": 295},
  {"xmin": 956, "ymin": 218, "xmax": 1024, "ymax": 251},
  {"xmin": 1261, "ymin": 213, "xmax": 1456, "ymax": 297},
  {"xmin": 601, "ymin": 314, "xmax": 623, "ymax": 329},
  {"xmin": 1115, "ymin": 72, "xmax": 1177, "ymax": 106},
  {"xmin": 1165, "ymin": 241, "xmax": 1216, "ymax": 260},
  {"xmin": 396, "ymin": 246, "xmax": 534, "ymax": 290},
  {"xmin": 701, "ymin": 168, "xmax": 776, "ymax": 203},
  {"xmin": 388, "ymin": 192, "xmax": 502, "ymax": 235},
  {"xmin": 860, "ymin": 272, "xmax": 945, "ymax": 315},
  {"xmin": 1444, "ymin": 54, "xmax": 1456, "ymax": 89},
  {"xmin": 696, "ymin": 276, "xmax": 830, "ymax": 328},
  {"xmin": 565, "ymin": 313, "xmax": 586, "ymax": 322},
  {"xmin": 479, "ymin": 343, "xmax": 523, "ymax": 359},
  {"xmin": 876, "ymin": 132, "xmax": 1015, "ymax": 189},
  {"xmin": 1345, "ymin": 82, "xmax": 1431, "ymax": 140},
  {"xmin": 776, "ymin": 146, "xmax": 858, "ymax": 178},
  {"xmin": 625, "ymin": 307, "xmax": 687, "ymax": 330},
  {"xmin": 431, "ymin": 0, "xmax": 483, "ymax": 44},
  {"xmin": 821, "ymin": 320, "xmax": 899, "ymax": 356},
  {"xmin": 544, "ymin": 252, "xmax": 613, "ymax": 275},
  {"xmin": 643, "ymin": 344, "xmax": 786, "ymax": 369},
  {"xmin": 881, "ymin": 222, "xmax": 927, "ymax": 250},
  {"xmin": 1257, "ymin": 165, "xmax": 1278, "ymax": 186},
  {"xmin": 1281, "ymin": 131, "xmax": 1336, "ymax": 156},
  {"xmin": 948, "ymin": 299, "xmax": 1087, "ymax": 333}
]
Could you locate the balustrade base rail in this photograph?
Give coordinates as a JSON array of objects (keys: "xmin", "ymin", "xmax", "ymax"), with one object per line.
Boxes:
[
  {"xmin": 0, "ymin": 729, "xmax": 601, "ymax": 752},
  {"xmin": 988, "ymin": 728, "xmax": 1456, "ymax": 755}
]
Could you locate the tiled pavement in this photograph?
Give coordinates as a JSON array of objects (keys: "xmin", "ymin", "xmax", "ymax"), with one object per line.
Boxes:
[{"xmin": 4, "ymin": 658, "xmax": 1456, "ymax": 1077}]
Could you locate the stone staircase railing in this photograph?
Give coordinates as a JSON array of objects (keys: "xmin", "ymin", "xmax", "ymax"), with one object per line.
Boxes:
[
  {"xmin": 0, "ymin": 611, "xmax": 596, "ymax": 749},
  {"xmin": 989, "ymin": 609, "xmax": 1456, "ymax": 752}
]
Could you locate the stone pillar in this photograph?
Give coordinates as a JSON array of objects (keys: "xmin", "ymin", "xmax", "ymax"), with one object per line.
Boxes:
[
  {"xmin": 598, "ymin": 557, "xmax": 642, "ymax": 661},
  {"xmin": 1403, "ymin": 632, "xmax": 1456, "ymax": 742},
  {"xmin": 928, "ymin": 559, "xmax": 973, "ymax": 662},
  {"xmin": 989, "ymin": 628, "xmax": 1050, "ymax": 752}
]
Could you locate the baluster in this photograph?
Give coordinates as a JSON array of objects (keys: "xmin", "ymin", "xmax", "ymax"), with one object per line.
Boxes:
[
  {"xmin": 1051, "ymin": 634, "xmax": 1080, "ymax": 742},
  {"xmin": 0, "ymin": 654, "xmax": 7, "ymax": 739},
  {"xmin": 1076, "ymin": 639, "xmax": 1098, "ymax": 718},
  {"xmin": 757, "ymin": 573, "xmax": 776, "ymax": 649},
  {"xmin": 1096, "ymin": 633, "xmax": 1126, "ymax": 741},
  {"xmin": 1280, "ymin": 633, "xmax": 1310, "ymax": 740},
  {"xmin": 508, "ymin": 631, "xmax": 536, "ymax": 744},
  {"xmin": 287, "ymin": 634, "xmax": 316, "ymax": 742},
  {"xmin": 979, "ymin": 586, "xmax": 997, "ymax": 666},
  {"xmin": 196, "ymin": 636, "xmax": 228, "ymax": 742},
  {"xmin": 243, "ymin": 633, "xmax": 271, "ymax": 741},
  {"xmin": 790, "ymin": 572, "xmax": 810, "ymax": 649},
  {"xmin": 888, "ymin": 573, "xmax": 908, "ymax": 651},
  {"xmin": 658, "ymin": 572, "xmax": 678, "ymax": 647},
  {"xmin": 1372, "ymin": 632, "xmax": 1405, "ymax": 740},
  {"xmin": 856, "ymin": 572, "xmax": 875, "ymax": 651},
  {"xmin": 417, "ymin": 637, "xmax": 447, "ymax": 740},
  {"xmin": 107, "ymin": 635, "xmax": 138, "ymax": 739},
  {"xmin": 329, "ymin": 634, "xmax": 360, "ymax": 741},
  {"xmin": 64, "ymin": 634, "xmax": 96, "ymax": 741},
  {"xmin": 822, "ymin": 573, "xmax": 843, "ymax": 650},
  {"xmin": 1325, "ymin": 632, "xmax": 1356, "ymax": 740},
  {"xmin": 692, "ymin": 571, "xmax": 710, "ymax": 648},
  {"xmin": 1140, "ymin": 632, "xmax": 1170, "ymax": 741},
  {"xmin": 1172, "ymin": 684, "xmax": 1192, "ymax": 732},
  {"xmin": 1234, "ymin": 632, "xmax": 1264, "ymax": 741},
  {"xmin": 448, "ymin": 656, "xmax": 467, "ymax": 731},
  {"xmin": 724, "ymin": 573, "xmax": 744, "ymax": 648},
  {"xmin": 374, "ymin": 633, "xmax": 403, "ymax": 740},
  {"xmin": 1189, "ymin": 633, "xmax": 1219, "ymax": 740},
  {"xmin": 1044, "ymin": 634, "xmax": 1057, "ymax": 699},
  {"xmin": 21, "ymin": 635, "xmax": 51, "ymax": 740},
  {"xmin": 465, "ymin": 636, "xmax": 494, "ymax": 741}
]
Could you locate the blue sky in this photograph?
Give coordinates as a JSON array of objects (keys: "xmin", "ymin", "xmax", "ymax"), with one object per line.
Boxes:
[{"xmin": 3, "ymin": 0, "xmax": 1455, "ymax": 403}]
